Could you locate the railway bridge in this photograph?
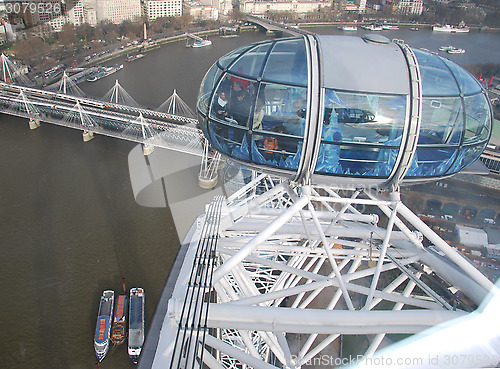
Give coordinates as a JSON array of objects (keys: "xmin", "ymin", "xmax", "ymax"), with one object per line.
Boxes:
[{"xmin": 0, "ymin": 54, "xmax": 220, "ymax": 187}]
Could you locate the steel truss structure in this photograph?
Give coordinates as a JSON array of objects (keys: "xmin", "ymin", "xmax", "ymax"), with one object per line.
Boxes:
[
  {"xmin": 0, "ymin": 79, "xmax": 222, "ymax": 185},
  {"xmin": 152, "ymin": 173, "xmax": 495, "ymax": 369}
]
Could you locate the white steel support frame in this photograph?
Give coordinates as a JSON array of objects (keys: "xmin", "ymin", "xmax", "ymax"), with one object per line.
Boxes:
[
  {"xmin": 199, "ymin": 137, "xmax": 222, "ymax": 187},
  {"xmin": 1, "ymin": 53, "xmax": 13, "ymax": 83},
  {"xmin": 0, "ymin": 83, "xmax": 206, "ymax": 155},
  {"xmin": 18, "ymin": 90, "xmax": 41, "ymax": 118},
  {"xmin": 0, "ymin": 54, "xmax": 33, "ymax": 86},
  {"xmin": 102, "ymin": 79, "xmax": 140, "ymax": 107},
  {"xmin": 61, "ymin": 71, "xmax": 68, "ymax": 95},
  {"xmin": 56, "ymin": 71, "xmax": 85, "ymax": 97},
  {"xmin": 154, "ymin": 174, "xmax": 497, "ymax": 369},
  {"xmin": 157, "ymin": 89, "xmax": 196, "ymax": 118},
  {"xmin": 63, "ymin": 100, "xmax": 96, "ymax": 132}
]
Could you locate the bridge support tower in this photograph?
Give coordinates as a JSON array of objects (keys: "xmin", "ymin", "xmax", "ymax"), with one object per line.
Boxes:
[
  {"xmin": 83, "ymin": 130, "xmax": 94, "ymax": 142},
  {"xmin": 143, "ymin": 143, "xmax": 154, "ymax": 156},
  {"xmin": 29, "ymin": 118, "xmax": 40, "ymax": 130}
]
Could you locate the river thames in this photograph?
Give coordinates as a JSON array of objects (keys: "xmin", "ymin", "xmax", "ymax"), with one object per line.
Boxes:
[{"xmin": 0, "ymin": 26, "xmax": 499, "ymax": 369}]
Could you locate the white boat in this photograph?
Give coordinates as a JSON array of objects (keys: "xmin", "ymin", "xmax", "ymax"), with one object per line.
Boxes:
[
  {"xmin": 409, "ymin": 27, "xmax": 419, "ymax": 31},
  {"xmin": 362, "ymin": 24, "xmax": 383, "ymax": 31},
  {"xmin": 433, "ymin": 24, "xmax": 470, "ymax": 33},
  {"xmin": 447, "ymin": 48, "xmax": 465, "ymax": 54},
  {"xmin": 338, "ymin": 25, "xmax": 358, "ymax": 31},
  {"xmin": 94, "ymin": 290, "xmax": 115, "ymax": 362},
  {"xmin": 87, "ymin": 64, "xmax": 123, "ymax": 82},
  {"xmin": 186, "ymin": 33, "xmax": 212, "ymax": 48},
  {"xmin": 126, "ymin": 53, "xmax": 145, "ymax": 62},
  {"xmin": 220, "ymin": 27, "xmax": 240, "ymax": 38},
  {"xmin": 382, "ymin": 25, "xmax": 399, "ymax": 30},
  {"xmin": 439, "ymin": 45, "xmax": 455, "ymax": 52},
  {"xmin": 128, "ymin": 287, "xmax": 145, "ymax": 364},
  {"xmin": 192, "ymin": 40, "xmax": 212, "ymax": 48}
]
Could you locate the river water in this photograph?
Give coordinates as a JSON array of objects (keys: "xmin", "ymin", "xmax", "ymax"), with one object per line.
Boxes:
[{"xmin": 0, "ymin": 27, "xmax": 498, "ymax": 369}]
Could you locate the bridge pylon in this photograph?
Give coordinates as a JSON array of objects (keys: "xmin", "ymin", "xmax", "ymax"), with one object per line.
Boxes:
[
  {"xmin": 55, "ymin": 71, "xmax": 85, "ymax": 97},
  {"xmin": 198, "ymin": 137, "xmax": 221, "ymax": 189},
  {"xmin": 102, "ymin": 79, "xmax": 140, "ymax": 107},
  {"xmin": 63, "ymin": 100, "xmax": 97, "ymax": 141},
  {"xmin": 5, "ymin": 90, "xmax": 42, "ymax": 129},
  {"xmin": 157, "ymin": 89, "xmax": 195, "ymax": 119},
  {"xmin": 0, "ymin": 53, "xmax": 33, "ymax": 86},
  {"xmin": 135, "ymin": 112, "xmax": 156, "ymax": 155}
]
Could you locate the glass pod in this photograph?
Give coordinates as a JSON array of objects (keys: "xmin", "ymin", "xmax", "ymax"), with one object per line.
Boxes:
[{"xmin": 197, "ymin": 34, "xmax": 492, "ymax": 189}]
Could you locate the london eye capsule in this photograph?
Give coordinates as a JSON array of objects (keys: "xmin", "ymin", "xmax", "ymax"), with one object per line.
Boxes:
[{"xmin": 197, "ymin": 34, "xmax": 492, "ymax": 189}]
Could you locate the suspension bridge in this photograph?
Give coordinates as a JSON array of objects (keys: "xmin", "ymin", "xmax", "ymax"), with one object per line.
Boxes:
[{"xmin": 0, "ymin": 54, "xmax": 221, "ymax": 187}]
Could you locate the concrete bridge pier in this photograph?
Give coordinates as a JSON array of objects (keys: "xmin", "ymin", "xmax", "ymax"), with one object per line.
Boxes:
[
  {"xmin": 142, "ymin": 143, "xmax": 155, "ymax": 156},
  {"xmin": 29, "ymin": 118, "xmax": 40, "ymax": 130},
  {"xmin": 82, "ymin": 130, "xmax": 94, "ymax": 142}
]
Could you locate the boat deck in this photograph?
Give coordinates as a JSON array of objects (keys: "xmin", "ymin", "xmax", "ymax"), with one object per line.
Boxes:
[
  {"xmin": 114, "ymin": 294, "xmax": 127, "ymax": 322},
  {"xmin": 129, "ymin": 292, "xmax": 144, "ymax": 348}
]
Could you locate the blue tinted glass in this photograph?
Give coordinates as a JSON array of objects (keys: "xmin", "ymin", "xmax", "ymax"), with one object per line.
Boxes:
[
  {"xmin": 447, "ymin": 145, "xmax": 484, "ymax": 173},
  {"xmin": 223, "ymin": 74, "xmax": 256, "ymax": 127},
  {"xmin": 413, "ymin": 49, "xmax": 460, "ymax": 96},
  {"xmin": 325, "ymin": 90, "xmax": 406, "ymax": 144},
  {"xmin": 315, "ymin": 144, "xmax": 397, "ymax": 177},
  {"xmin": 198, "ymin": 63, "xmax": 222, "ymax": 115},
  {"xmin": 210, "ymin": 122, "xmax": 250, "ymax": 161},
  {"xmin": 441, "ymin": 58, "xmax": 482, "ymax": 95},
  {"xmin": 250, "ymin": 133, "xmax": 302, "ymax": 170},
  {"xmin": 463, "ymin": 93, "xmax": 491, "ymax": 144},
  {"xmin": 229, "ymin": 43, "xmax": 272, "ymax": 78},
  {"xmin": 207, "ymin": 121, "xmax": 228, "ymax": 155},
  {"xmin": 218, "ymin": 44, "xmax": 255, "ymax": 69},
  {"xmin": 262, "ymin": 39, "xmax": 308, "ymax": 86},
  {"xmin": 254, "ymin": 83, "xmax": 307, "ymax": 137},
  {"xmin": 199, "ymin": 112, "xmax": 208, "ymax": 137},
  {"xmin": 210, "ymin": 87, "xmax": 230, "ymax": 121},
  {"xmin": 406, "ymin": 148, "xmax": 457, "ymax": 176},
  {"xmin": 418, "ymin": 97, "xmax": 463, "ymax": 145}
]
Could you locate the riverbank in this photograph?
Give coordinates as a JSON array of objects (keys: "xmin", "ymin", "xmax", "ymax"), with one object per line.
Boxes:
[
  {"xmin": 297, "ymin": 21, "xmax": 500, "ymax": 33},
  {"xmin": 68, "ymin": 26, "xmax": 257, "ymax": 74},
  {"xmin": 36, "ymin": 19, "xmax": 500, "ymax": 86}
]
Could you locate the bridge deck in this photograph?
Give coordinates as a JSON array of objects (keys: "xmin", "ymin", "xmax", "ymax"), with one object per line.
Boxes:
[{"xmin": 0, "ymin": 82, "xmax": 205, "ymax": 156}]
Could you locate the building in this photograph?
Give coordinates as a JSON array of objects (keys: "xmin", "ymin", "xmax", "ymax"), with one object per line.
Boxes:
[
  {"xmin": 3, "ymin": 19, "xmax": 26, "ymax": 40},
  {"xmin": 485, "ymin": 244, "xmax": 500, "ymax": 259},
  {"xmin": 0, "ymin": 25, "xmax": 7, "ymax": 45},
  {"xmin": 358, "ymin": 0, "xmax": 367, "ymax": 12},
  {"xmin": 6, "ymin": 0, "xmax": 97, "ymax": 30},
  {"xmin": 456, "ymin": 225, "xmax": 488, "ymax": 248},
  {"xmin": 397, "ymin": 0, "xmax": 423, "ymax": 15},
  {"xmin": 213, "ymin": 0, "xmax": 232, "ymax": 16},
  {"xmin": 67, "ymin": 0, "xmax": 85, "ymax": 26},
  {"xmin": 46, "ymin": 16, "xmax": 68, "ymax": 31},
  {"xmin": 13, "ymin": 0, "xmax": 68, "ymax": 31},
  {"xmin": 240, "ymin": 0, "xmax": 331, "ymax": 16},
  {"xmin": 96, "ymin": 0, "xmax": 142, "ymax": 24},
  {"xmin": 84, "ymin": 6, "xmax": 98, "ymax": 26},
  {"xmin": 145, "ymin": 0, "xmax": 182, "ymax": 21},
  {"xmin": 199, "ymin": 0, "xmax": 231, "ymax": 16},
  {"xmin": 338, "ymin": 0, "xmax": 366, "ymax": 13},
  {"xmin": 481, "ymin": 147, "xmax": 500, "ymax": 175},
  {"xmin": 184, "ymin": 2, "xmax": 218, "ymax": 20}
]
